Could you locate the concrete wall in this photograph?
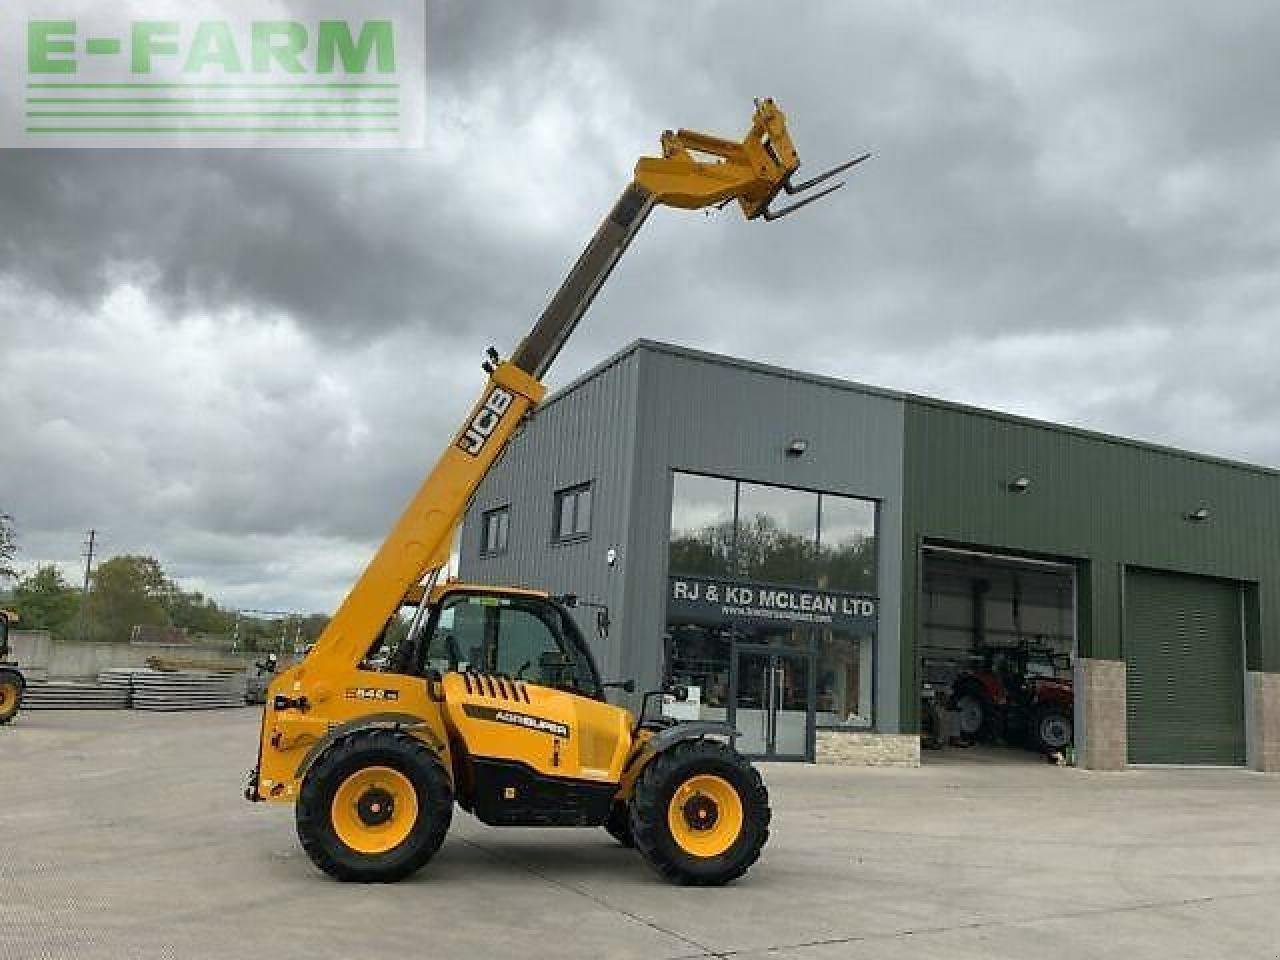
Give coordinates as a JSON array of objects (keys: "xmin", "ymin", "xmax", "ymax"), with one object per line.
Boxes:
[{"xmin": 9, "ymin": 630, "xmax": 257, "ymax": 680}]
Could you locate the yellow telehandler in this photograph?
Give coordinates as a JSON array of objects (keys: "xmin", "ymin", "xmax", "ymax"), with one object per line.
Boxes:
[
  {"xmin": 0, "ymin": 610, "xmax": 23, "ymax": 725},
  {"xmin": 247, "ymin": 100, "xmax": 865, "ymax": 885}
]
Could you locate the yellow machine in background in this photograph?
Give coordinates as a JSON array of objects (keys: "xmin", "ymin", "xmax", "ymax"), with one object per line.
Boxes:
[
  {"xmin": 0, "ymin": 610, "xmax": 23, "ymax": 725},
  {"xmin": 248, "ymin": 100, "xmax": 865, "ymax": 885}
]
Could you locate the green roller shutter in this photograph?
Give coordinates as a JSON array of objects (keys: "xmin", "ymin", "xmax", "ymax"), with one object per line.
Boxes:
[{"xmin": 1124, "ymin": 569, "xmax": 1245, "ymax": 765}]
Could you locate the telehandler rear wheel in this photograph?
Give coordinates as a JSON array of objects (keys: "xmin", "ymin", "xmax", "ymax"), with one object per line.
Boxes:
[
  {"xmin": 0, "ymin": 672, "xmax": 23, "ymax": 726},
  {"xmin": 631, "ymin": 739, "xmax": 770, "ymax": 886},
  {"xmin": 296, "ymin": 728, "xmax": 452, "ymax": 882}
]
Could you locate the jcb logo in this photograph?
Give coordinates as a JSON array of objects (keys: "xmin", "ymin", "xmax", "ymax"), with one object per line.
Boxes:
[{"xmin": 457, "ymin": 387, "xmax": 514, "ymax": 456}]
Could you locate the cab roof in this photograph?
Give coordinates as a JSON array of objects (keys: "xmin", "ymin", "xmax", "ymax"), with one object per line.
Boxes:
[{"xmin": 402, "ymin": 580, "xmax": 550, "ymax": 606}]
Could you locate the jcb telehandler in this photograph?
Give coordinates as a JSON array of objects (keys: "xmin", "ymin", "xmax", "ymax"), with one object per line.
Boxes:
[
  {"xmin": 0, "ymin": 610, "xmax": 24, "ymax": 725},
  {"xmin": 247, "ymin": 100, "xmax": 865, "ymax": 885}
]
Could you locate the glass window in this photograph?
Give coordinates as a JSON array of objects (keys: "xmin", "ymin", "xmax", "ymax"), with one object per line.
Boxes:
[
  {"xmin": 422, "ymin": 595, "xmax": 596, "ymax": 694},
  {"xmin": 665, "ymin": 624, "xmax": 733, "ymax": 721},
  {"xmin": 424, "ymin": 599, "xmax": 487, "ymax": 673},
  {"xmin": 492, "ymin": 607, "xmax": 564, "ymax": 684},
  {"xmin": 669, "ymin": 474, "xmax": 736, "ymax": 576},
  {"xmin": 816, "ymin": 494, "xmax": 876, "ymax": 592},
  {"xmin": 481, "ymin": 506, "xmax": 510, "ymax": 555},
  {"xmin": 814, "ymin": 629, "xmax": 873, "ymax": 728},
  {"xmin": 735, "ymin": 482, "xmax": 819, "ymax": 584},
  {"xmin": 553, "ymin": 483, "xmax": 592, "ymax": 542}
]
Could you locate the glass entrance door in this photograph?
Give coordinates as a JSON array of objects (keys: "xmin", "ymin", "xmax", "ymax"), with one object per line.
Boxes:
[{"xmin": 732, "ymin": 648, "xmax": 813, "ymax": 760}]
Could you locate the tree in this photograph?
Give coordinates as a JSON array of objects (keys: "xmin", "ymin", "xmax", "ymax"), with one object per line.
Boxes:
[
  {"xmin": 166, "ymin": 588, "xmax": 235, "ymax": 637},
  {"xmin": 86, "ymin": 555, "xmax": 172, "ymax": 643},
  {"xmin": 11, "ymin": 565, "xmax": 80, "ymax": 640},
  {"xmin": 0, "ymin": 513, "xmax": 17, "ymax": 582},
  {"xmin": 669, "ymin": 513, "xmax": 877, "ymax": 593}
]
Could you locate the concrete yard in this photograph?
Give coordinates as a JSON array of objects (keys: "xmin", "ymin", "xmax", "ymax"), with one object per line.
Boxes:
[{"xmin": 2, "ymin": 710, "xmax": 1278, "ymax": 960}]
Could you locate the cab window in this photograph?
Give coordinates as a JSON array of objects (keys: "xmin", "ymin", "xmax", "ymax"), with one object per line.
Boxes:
[{"xmin": 422, "ymin": 594, "xmax": 597, "ymax": 695}]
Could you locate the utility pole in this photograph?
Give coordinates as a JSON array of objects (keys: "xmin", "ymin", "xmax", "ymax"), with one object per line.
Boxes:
[{"xmin": 78, "ymin": 529, "xmax": 96, "ymax": 643}]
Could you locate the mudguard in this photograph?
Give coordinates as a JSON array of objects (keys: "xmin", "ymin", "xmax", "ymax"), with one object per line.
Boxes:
[
  {"xmin": 616, "ymin": 721, "xmax": 741, "ymax": 800},
  {"xmin": 645, "ymin": 721, "xmax": 740, "ymax": 755},
  {"xmin": 292, "ymin": 712, "xmax": 448, "ymax": 781}
]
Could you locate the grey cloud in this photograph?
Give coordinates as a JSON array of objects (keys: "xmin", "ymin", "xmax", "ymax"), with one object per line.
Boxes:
[{"xmin": 4, "ymin": 1, "xmax": 1280, "ymax": 611}]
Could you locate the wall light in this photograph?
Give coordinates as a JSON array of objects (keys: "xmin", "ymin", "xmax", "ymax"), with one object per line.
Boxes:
[
  {"xmin": 786, "ymin": 438, "xmax": 808, "ymax": 457},
  {"xmin": 1185, "ymin": 506, "xmax": 1210, "ymax": 522},
  {"xmin": 1007, "ymin": 475, "xmax": 1032, "ymax": 493}
]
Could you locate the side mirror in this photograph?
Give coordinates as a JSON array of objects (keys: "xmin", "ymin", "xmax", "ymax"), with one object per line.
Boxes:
[{"xmin": 603, "ymin": 679, "xmax": 635, "ymax": 693}]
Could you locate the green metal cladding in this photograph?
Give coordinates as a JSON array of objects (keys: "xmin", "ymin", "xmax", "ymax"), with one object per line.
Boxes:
[{"xmin": 900, "ymin": 398, "xmax": 1280, "ymax": 730}]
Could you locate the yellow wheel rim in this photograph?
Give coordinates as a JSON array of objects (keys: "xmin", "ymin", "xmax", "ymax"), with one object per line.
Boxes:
[
  {"xmin": 0, "ymin": 680, "xmax": 18, "ymax": 721},
  {"xmin": 330, "ymin": 766, "xmax": 419, "ymax": 855},
  {"xmin": 666, "ymin": 774, "xmax": 744, "ymax": 859}
]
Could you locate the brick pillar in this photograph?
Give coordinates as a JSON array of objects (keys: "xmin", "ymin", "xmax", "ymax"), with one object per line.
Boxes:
[
  {"xmin": 1248, "ymin": 672, "xmax": 1280, "ymax": 772},
  {"xmin": 1076, "ymin": 658, "xmax": 1127, "ymax": 770}
]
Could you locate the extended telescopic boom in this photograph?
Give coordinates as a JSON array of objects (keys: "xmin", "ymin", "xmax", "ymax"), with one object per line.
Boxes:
[{"xmin": 295, "ymin": 99, "xmax": 866, "ymax": 680}]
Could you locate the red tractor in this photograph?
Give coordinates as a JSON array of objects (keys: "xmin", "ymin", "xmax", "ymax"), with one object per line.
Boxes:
[{"xmin": 950, "ymin": 639, "xmax": 1073, "ymax": 755}]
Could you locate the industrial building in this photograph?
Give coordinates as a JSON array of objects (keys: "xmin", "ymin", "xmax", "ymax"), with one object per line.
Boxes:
[{"xmin": 460, "ymin": 340, "xmax": 1280, "ymax": 770}]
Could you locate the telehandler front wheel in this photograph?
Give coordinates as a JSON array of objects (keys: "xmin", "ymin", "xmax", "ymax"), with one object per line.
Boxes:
[
  {"xmin": 631, "ymin": 739, "xmax": 770, "ymax": 886},
  {"xmin": 604, "ymin": 801, "xmax": 635, "ymax": 847},
  {"xmin": 296, "ymin": 728, "xmax": 452, "ymax": 882},
  {"xmin": 0, "ymin": 672, "xmax": 23, "ymax": 726}
]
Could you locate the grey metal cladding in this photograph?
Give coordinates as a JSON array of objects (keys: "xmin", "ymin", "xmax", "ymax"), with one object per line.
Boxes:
[
  {"xmin": 459, "ymin": 349, "xmax": 642, "ymax": 682},
  {"xmin": 623, "ymin": 343, "xmax": 906, "ymax": 730},
  {"xmin": 461, "ymin": 340, "xmax": 908, "ymax": 729}
]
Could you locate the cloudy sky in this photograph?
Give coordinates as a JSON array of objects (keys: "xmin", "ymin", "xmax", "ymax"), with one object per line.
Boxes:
[{"xmin": 2, "ymin": 1, "xmax": 1278, "ymax": 613}]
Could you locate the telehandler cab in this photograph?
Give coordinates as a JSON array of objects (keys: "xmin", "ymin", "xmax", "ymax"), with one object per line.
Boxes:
[{"xmin": 247, "ymin": 100, "xmax": 865, "ymax": 885}]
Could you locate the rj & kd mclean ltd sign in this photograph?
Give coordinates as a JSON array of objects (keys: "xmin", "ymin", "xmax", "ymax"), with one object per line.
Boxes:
[
  {"xmin": 0, "ymin": 0, "xmax": 425, "ymax": 148},
  {"xmin": 668, "ymin": 575, "xmax": 878, "ymax": 633}
]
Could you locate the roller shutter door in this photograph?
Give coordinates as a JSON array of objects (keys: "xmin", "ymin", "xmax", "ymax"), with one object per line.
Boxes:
[{"xmin": 1124, "ymin": 569, "xmax": 1245, "ymax": 765}]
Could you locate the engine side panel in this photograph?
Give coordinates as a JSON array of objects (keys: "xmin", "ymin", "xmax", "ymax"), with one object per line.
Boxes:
[{"xmin": 440, "ymin": 672, "xmax": 633, "ymax": 783}]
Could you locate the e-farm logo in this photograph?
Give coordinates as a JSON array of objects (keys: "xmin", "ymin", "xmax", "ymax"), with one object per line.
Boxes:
[{"xmin": 0, "ymin": 1, "xmax": 425, "ymax": 148}]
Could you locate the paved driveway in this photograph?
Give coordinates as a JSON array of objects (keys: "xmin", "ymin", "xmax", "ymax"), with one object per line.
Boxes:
[{"xmin": 2, "ymin": 710, "xmax": 1278, "ymax": 959}]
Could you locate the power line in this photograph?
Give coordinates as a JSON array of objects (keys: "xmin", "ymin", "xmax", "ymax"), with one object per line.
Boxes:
[{"xmin": 78, "ymin": 529, "xmax": 96, "ymax": 642}]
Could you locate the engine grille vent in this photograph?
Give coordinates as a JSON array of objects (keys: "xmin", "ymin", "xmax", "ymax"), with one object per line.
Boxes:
[{"xmin": 462, "ymin": 672, "xmax": 531, "ymax": 703}]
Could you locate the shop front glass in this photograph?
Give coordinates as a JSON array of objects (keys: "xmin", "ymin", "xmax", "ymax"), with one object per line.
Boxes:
[{"xmin": 665, "ymin": 473, "xmax": 879, "ymax": 758}]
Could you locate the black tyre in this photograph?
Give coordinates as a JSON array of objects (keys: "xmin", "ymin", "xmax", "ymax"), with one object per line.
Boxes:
[
  {"xmin": 952, "ymin": 690, "xmax": 996, "ymax": 742},
  {"xmin": 296, "ymin": 728, "xmax": 453, "ymax": 882},
  {"xmin": 1033, "ymin": 705, "xmax": 1073, "ymax": 754},
  {"xmin": 0, "ymin": 671, "xmax": 23, "ymax": 726},
  {"xmin": 630, "ymin": 739, "xmax": 770, "ymax": 886},
  {"xmin": 604, "ymin": 801, "xmax": 634, "ymax": 847}
]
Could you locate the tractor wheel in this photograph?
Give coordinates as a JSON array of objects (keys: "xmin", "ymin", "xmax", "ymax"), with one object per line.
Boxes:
[
  {"xmin": 1033, "ymin": 705, "xmax": 1073, "ymax": 754},
  {"xmin": 0, "ymin": 672, "xmax": 23, "ymax": 726},
  {"xmin": 604, "ymin": 801, "xmax": 634, "ymax": 847},
  {"xmin": 296, "ymin": 728, "xmax": 452, "ymax": 882},
  {"xmin": 630, "ymin": 739, "xmax": 770, "ymax": 886},
  {"xmin": 953, "ymin": 691, "xmax": 995, "ymax": 742}
]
